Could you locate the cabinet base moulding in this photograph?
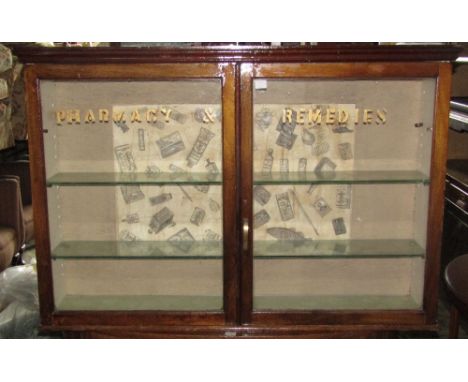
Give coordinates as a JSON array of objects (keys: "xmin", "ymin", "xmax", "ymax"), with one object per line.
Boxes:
[{"xmin": 42, "ymin": 324, "xmax": 439, "ymax": 339}]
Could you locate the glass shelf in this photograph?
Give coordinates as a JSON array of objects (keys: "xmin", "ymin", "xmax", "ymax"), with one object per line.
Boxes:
[
  {"xmin": 52, "ymin": 240, "xmax": 223, "ymax": 260},
  {"xmin": 46, "ymin": 172, "xmax": 223, "ymax": 186},
  {"xmin": 52, "ymin": 239, "xmax": 424, "ymax": 260},
  {"xmin": 253, "ymin": 239, "xmax": 425, "ymax": 259},
  {"xmin": 254, "ymin": 171, "xmax": 430, "ymax": 185},
  {"xmin": 254, "ymin": 295, "xmax": 420, "ymax": 310},
  {"xmin": 56, "ymin": 294, "xmax": 223, "ymax": 311}
]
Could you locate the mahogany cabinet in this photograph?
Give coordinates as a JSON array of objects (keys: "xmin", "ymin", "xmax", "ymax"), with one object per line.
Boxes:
[{"xmin": 15, "ymin": 45, "xmax": 460, "ymax": 338}]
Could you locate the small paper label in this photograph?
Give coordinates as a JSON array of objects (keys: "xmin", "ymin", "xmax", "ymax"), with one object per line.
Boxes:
[{"xmin": 255, "ymin": 79, "xmax": 268, "ymax": 91}]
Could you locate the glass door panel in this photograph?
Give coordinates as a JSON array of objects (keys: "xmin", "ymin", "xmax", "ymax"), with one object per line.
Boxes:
[
  {"xmin": 252, "ymin": 77, "xmax": 435, "ymax": 311},
  {"xmin": 41, "ymin": 78, "xmax": 224, "ymax": 311}
]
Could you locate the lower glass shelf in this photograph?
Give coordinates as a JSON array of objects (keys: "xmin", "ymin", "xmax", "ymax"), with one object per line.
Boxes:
[
  {"xmin": 254, "ymin": 239, "xmax": 425, "ymax": 259},
  {"xmin": 56, "ymin": 294, "xmax": 223, "ymax": 311},
  {"xmin": 52, "ymin": 239, "xmax": 424, "ymax": 260},
  {"xmin": 254, "ymin": 295, "xmax": 420, "ymax": 310},
  {"xmin": 52, "ymin": 240, "xmax": 223, "ymax": 259}
]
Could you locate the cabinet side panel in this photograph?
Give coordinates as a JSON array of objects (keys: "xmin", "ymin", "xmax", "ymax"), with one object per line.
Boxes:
[
  {"xmin": 25, "ymin": 67, "xmax": 55, "ymax": 324},
  {"xmin": 423, "ymin": 63, "xmax": 452, "ymax": 322}
]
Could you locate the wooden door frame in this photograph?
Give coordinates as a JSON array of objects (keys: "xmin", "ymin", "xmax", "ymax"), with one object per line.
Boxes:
[
  {"xmin": 24, "ymin": 62, "xmax": 239, "ymax": 330},
  {"xmin": 239, "ymin": 62, "xmax": 451, "ymax": 328}
]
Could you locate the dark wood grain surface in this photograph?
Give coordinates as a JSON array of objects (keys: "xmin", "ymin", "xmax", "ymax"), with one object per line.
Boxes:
[
  {"xmin": 423, "ymin": 63, "xmax": 452, "ymax": 324},
  {"xmin": 221, "ymin": 63, "xmax": 239, "ymax": 324},
  {"xmin": 13, "ymin": 44, "xmax": 461, "ymax": 64},
  {"xmin": 24, "ymin": 66, "xmax": 55, "ymax": 326}
]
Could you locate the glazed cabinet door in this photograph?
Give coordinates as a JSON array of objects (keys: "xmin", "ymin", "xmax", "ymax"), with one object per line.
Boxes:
[
  {"xmin": 26, "ymin": 63, "xmax": 238, "ymax": 327},
  {"xmin": 240, "ymin": 63, "xmax": 451, "ymax": 327}
]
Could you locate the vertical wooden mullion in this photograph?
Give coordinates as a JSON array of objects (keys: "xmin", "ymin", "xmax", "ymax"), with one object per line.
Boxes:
[
  {"xmin": 235, "ymin": 62, "xmax": 242, "ymax": 324},
  {"xmin": 221, "ymin": 63, "xmax": 239, "ymax": 324},
  {"xmin": 239, "ymin": 64, "xmax": 254, "ymax": 324}
]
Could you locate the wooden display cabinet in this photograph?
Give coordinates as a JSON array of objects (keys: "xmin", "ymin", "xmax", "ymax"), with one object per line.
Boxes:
[{"xmin": 15, "ymin": 44, "xmax": 459, "ymax": 338}]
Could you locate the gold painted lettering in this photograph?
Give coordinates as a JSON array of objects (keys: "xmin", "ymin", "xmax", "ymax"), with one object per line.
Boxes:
[
  {"xmin": 56, "ymin": 111, "xmax": 66, "ymax": 125},
  {"xmin": 113, "ymin": 111, "xmax": 126, "ymax": 123},
  {"xmin": 308, "ymin": 109, "xmax": 321, "ymax": 125},
  {"xmin": 99, "ymin": 109, "xmax": 109, "ymax": 123},
  {"xmin": 363, "ymin": 109, "xmax": 373, "ymax": 124},
  {"xmin": 131, "ymin": 110, "xmax": 142, "ymax": 123},
  {"xmin": 146, "ymin": 109, "xmax": 158, "ymax": 123},
  {"xmin": 338, "ymin": 110, "xmax": 349, "ymax": 124},
  {"xmin": 161, "ymin": 107, "xmax": 172, "ymax": 123},
  {"xmin": 296, "ymin": 108, "xmax": 306, "ymax": 124},
  {"xmin": 203, "ymin": 108, "xmax": 216, "ymax": 123},
  {"xmin": 66, "ymin": 109, "xmax": 81, "ymax": 124},
  {"xmin": 325, "ymin": 108, "xmax": 336, "ymax": 125},
  {"xmin": 376, "ymin": 109, "xmax": 387, "ymax": 124},
  {"xmin": 84, "ymin": 110, "xmax": 96, "ymax": 124},
  {"xmin": 283, "ymin": 108, "xmax": 293, "ymax": 124}
]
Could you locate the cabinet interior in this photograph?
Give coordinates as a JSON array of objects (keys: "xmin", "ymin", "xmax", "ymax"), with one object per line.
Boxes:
[
  {"xmin": 39, "ymin": 75, "xmax": 436, "ymax": 312},
  {"xmin": 41, "ymin": 79, "xmax": 225, "ymax": 311}
]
